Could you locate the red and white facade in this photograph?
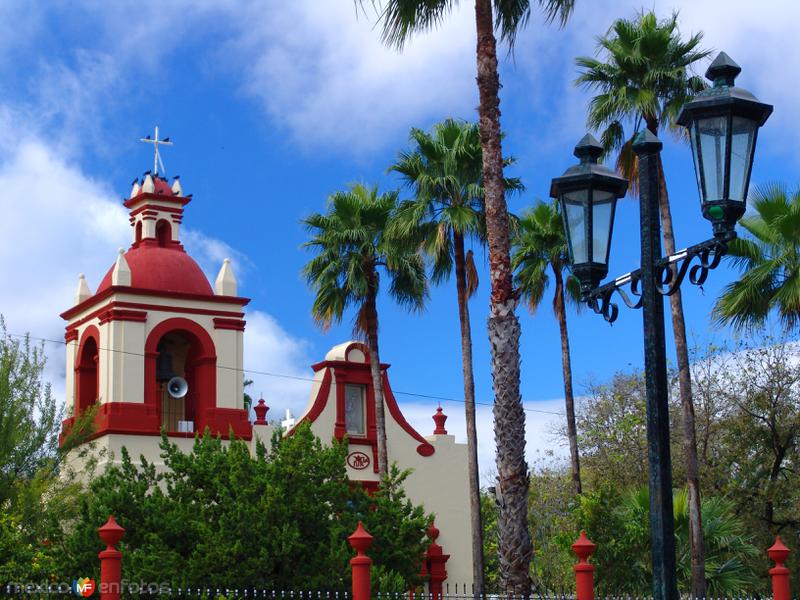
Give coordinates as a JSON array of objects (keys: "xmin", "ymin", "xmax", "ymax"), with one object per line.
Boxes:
[
  {"xmin": 60, "ymin": 174, "xmax": 251, "ymax": 460},
  {"xmin": 61, "ymin": 173, "xmax": 473, "ymax": 589},
  {"xmin": 252, "ymin": 341, "xmax": 473, "ymax": 587}
]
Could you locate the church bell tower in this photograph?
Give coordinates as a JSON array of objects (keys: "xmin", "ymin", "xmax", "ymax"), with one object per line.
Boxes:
[{"xmin": 60, "ymin": 172, "xmax": 251, "ymax": 464}]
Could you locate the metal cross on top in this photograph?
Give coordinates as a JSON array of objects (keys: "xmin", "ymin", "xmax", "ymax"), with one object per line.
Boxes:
[{"xmin": 139, "ymin": 125, "xmax": 173, "ymax": 176}]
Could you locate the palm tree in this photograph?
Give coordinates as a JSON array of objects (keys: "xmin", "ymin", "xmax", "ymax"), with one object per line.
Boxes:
[
  {"xmin": 714, "ymin": 183, "xmax": 800, "ymax": 332},
  {"xmin": 511, "ymin": 201, "xmax": 582, "ymax": 495},
  {"xmin": 575, "ymin": 11, "xmax": 711, "ymax": 596},
  {"xmin": 367, "ymin": 2, "xmax": 574, "ymax": 593},
  {"xmin": 302, "ymin": 183, "xmax": 427, "ymax": 476},
  {"xmin": 389, "ymin": 118, "xmax": 523, "ymax": 594}
]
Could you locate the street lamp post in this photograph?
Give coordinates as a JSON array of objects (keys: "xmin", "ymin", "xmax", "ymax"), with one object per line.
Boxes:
[{"xmin": 551, "ymin": 52, "xmax": 772, "ymax": 600}]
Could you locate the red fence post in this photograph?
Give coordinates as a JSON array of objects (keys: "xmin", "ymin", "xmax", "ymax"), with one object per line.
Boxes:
[
  {"xmin": 572, "ymin": 531, "xmax": 596, "ymax": 600},
  {"xmin": 98, "ymin": 515, "xmax": 125, "ymax": 600},
  {"xmin": 349, "ymin": 521, "xmax": 374, "ymax": 600},
  {"xmin": 768, "ymin": 536, "xmax": 791, "ymax": 600},
  {"xmin": 426, "ymin": 522, "xmax": 449, "ymax": 600}
]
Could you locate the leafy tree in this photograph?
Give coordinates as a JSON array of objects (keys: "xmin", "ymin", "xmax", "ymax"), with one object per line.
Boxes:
[
  {"xmin": 0, "ymin": 320, "xmax": 84, "ymax": 586},
  {"xmin": 389, "ymin": 118, "xmax": 523, "ymax": 588},
  {"xmin": 512, "ymin": 201, "xmax": 583, "ymax": 494},
  {"xmin": 714, "ymin": 183, "xmax": 800, "ymax": 332},
  {"xmin": 366, "ymin": 1, "xmax": 575, "ymax": 593},
  {"xmin": 563, "ymin": 486, "xmax": 759, "ymax": 596},
  {"xmin": 0, "ymin": 319, "xmax": 60, "ymax": 504},
  {"xmin": 575, "ymin": 11, "xmax": 711, "ymax": 593},
  {"xmin": 691, "ymin": 338, "xmax": 800, "ymax": 541},
  {"xmin": 52, "ymin": 425, "xmax": 432, "ymax": 590},
  {"xmin": 302, "ymin": 184, "xmax": 427, "ymax": 476}
]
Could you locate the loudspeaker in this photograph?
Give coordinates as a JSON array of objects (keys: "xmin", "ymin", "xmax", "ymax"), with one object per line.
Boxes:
[{"xmin": 166, "ymin": 376, "xmax": 188, "ymax": 399}]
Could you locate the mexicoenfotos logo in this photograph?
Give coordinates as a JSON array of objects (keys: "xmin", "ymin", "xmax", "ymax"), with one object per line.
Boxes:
[{"xmin": 71, "ymin": 577, "xmax": 95, "ymax": 597}]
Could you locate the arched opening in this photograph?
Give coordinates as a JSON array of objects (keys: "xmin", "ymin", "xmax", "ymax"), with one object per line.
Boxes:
[
  {"xmin": 155, "ymin": 219, "xmax": 171, "ymax": 247},
  {"xmin": 135, "ymin": 221, "xmax": 143, "ymax": 244},
  {"xmin": 145, "ymin": 319, "xmax": 216, "ymax": 435},
  {"xmin": 76, "ymin": 334, "xmax": 99, "ymax": 414}
]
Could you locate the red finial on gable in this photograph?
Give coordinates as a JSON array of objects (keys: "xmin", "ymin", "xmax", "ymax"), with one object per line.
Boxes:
[
  {"xmin": 432, "ymin": 406, "xmax": 448, "ymax": 435},
  {"xmin": 254, "ymin": 397, "xmax": 269, "ymax": 425}
]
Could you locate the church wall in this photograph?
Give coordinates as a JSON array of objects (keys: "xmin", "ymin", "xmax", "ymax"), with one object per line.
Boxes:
[
  {"xmin": 64, "ymin": 334, "xmax": 78, "ymax": 416},
  {"xmin": 107, "ymin": 319, "xmax": 146, "ymax": 404},
  {"xmin": 381, "ymin": 405, "xmax": 473, "ymax": 586},
  {"xmin": 213, "ymin": 326, "xmax": 243, "ymax": 410}
]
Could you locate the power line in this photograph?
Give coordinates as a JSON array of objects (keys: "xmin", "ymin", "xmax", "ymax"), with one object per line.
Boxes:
[{"xmin": 7, "ymin": 332, "xmax": 566, "ymax": 417}]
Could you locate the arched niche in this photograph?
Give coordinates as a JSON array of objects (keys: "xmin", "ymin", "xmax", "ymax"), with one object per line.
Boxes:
[
  {"xmin": 144, "ymin": 318, "xmax": 216, "ymax": 435},
  {"xmin": 75, "ymin": 326, "xmax": 100, "ymax": 414}
]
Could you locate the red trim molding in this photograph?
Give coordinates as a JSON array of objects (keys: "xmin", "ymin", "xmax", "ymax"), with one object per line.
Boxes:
[
  {"xmin": 213, "ymin": 318, "xmax": 246, "ymax": 331},
  {"xmin": 98, "ymin": 309, "xmax": 147, "ymax": 325},
  {"xmin": 383, "ymin": 374, "xmax": 435, "ymax": 457},
  {"xmin": 297, "ymin": 345, "xmax": 434, "ymax": 459},
  {"xmin": 65, "ymin": 300, "xmax": 245, "ymax": 334},
  {"xmin": 61, "ymin": 286, "xmax": 249, "ymax": 321},
  {"xmin": 290, "ymin": 370, "xmax": 333, "ymax": 434},
  {"xmin": 124, "ymin": 194, "xmax": 191, "ymax": 210},
  {"xmin": 65, "ymin": 329, "xmax": 79, "ymax": 343},
  {"xmin": 59, "ymin": 402, "xmax": 252, "ymax": 446}
]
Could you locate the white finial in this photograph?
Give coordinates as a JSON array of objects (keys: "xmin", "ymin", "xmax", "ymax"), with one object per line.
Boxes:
[
  {"xmin": 111, "ymin": 248, "xmax": 131, "ymax": 286},
  {"xmin": 171, "ymin": 177, "xmax": 182, "ymax": 196},
  {"xmin": 75, "ymin": 273, "xmax": 92, "ymax": 304},
  {"xmin": 130, "ymin": 180, "xmax": 140, "ymax": 197},
  {"xmin": 142, "ymin": 173, "xmax": 155, "ymax": 193},
  {"xmin": 214, "ymin": 258, "xmax": 237, "ymax": 296},
  {"xmin": 139, "ymin": 125, "xmax": 173, "ymax": 176}
]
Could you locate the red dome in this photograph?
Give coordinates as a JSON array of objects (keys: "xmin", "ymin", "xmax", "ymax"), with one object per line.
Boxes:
[{"xmin": 97, "ymin": 246, "xmax": 213, "ymax": 296}]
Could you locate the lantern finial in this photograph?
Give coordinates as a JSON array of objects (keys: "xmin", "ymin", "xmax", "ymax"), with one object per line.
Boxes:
[
  {"xmin": 706, "ymin": 52, "xmax": 741, "ymax": 87},
  {"xmin": 574, "ymin": 134, "xmax": 603, "ymax": 163}
]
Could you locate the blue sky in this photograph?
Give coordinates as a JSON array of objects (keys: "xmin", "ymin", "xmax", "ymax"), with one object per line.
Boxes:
[{"xmin": 1, "ymin": 1, "xmax": 796, "ymax": 482}]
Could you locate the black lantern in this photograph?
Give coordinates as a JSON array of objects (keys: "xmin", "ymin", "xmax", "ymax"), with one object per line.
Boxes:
[
  {"xmin": 550, "ymin": 134, "xmax": 629, "ymax": 296},
  {"xmin": 677, "ymin": 52, "xmax": 773, "ymax": 238}
]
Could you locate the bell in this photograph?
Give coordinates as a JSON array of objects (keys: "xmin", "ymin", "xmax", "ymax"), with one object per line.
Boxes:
[{"xmin": 155, "ymin": 342, "xmax": 176, "ymax": 382}]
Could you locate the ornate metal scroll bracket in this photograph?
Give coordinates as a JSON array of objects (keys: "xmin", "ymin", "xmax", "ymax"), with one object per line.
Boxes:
[{"xmin": 584, "ymin": 233, "xmax": 734, "ymax": 324}]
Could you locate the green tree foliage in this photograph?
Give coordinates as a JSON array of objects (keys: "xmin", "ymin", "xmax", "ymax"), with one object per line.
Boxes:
[
  {"xmin": 714, "ymin": 183, "xmax": 800, "ymax": 333},
  {"xmin": 48, "ymin": 425, "xmax": 431, "ymax": 590},
  {"xmin": 0, "ymin": 320, "xmax": 83, "ymax": 585},
  {"xmin": 568, "ymin": 487, "xmax": 759, "ymax": 595},
  {"xmin": 575, "ymin": 10, "xmax": 708, "ymax": 180},
  {"xmin": 0, "ymin": 320, "xmax": 60, "ymax": 503},
  {"xmin": 511, "ymin": 201, "xmax": 583, "ymax": 494}
]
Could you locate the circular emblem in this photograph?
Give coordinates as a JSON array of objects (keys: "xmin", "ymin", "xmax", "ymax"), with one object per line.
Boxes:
[{"xmin": 347, "ymin": 451, "xmax": 371, "ymax": 470}]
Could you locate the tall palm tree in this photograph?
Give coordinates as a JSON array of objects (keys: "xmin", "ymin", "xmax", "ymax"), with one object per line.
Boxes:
[
  {"xmin": 511, "ymin": 201, "xmax": 582, "ymax": 495},
  {"xmin": 389, "ymin": 118, "xmax": 523, "ymax": 594},
  {"xmin": 367, "ymin": 2, "xmax": 574, "ymax": 593},
  {"xmin": 302, "ymin": 183, "xmax": 427, "ymax": 477},
  {"xmin": 575, "ymin": 12, "xmax": 711, "ymax": 596},
  {"xmin": 714, "ymin": 183, "xmax": 800, "ymax": 332}
]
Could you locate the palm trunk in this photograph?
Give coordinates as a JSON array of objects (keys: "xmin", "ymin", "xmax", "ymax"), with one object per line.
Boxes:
[
  {"xmin": 553, "ymin": 269, "xmax": 581, "ymax": 495},
  {"xmin": 365, "ymin": 280, "xmax": 389, "ymax": 478},
  {"xmin": 454, "ymin": 231, "xmax": 485, "ymax": 595},
  {"xmin": 474, "ymin": 0, "xmax": 531, "ymax": 596},
  {"xmin": 648, "ymin": 117, "xmax": 705, "ymax": 597}
]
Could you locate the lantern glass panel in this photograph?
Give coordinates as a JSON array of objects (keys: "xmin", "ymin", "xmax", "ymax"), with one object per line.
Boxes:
[
  {"xmin": 592, "ymin": 191, "xmax": 614, "ymax": 265},
  {"xmin": 729, "ymin": 115, "xmax": 758, "ymax": 202},
  {"xmin": 564, "ymin": 190, "xmax": 588, "ymax": 264},
  {"xmin": 696, "ymin": 115, "xmax": 728, "ymax": 202}
]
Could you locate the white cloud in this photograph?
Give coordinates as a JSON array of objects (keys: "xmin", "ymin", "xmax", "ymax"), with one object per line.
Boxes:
[
  {"xmin": 242, "ymin": 310, "xmax": 313, "ymax": 420},
  {"xmin": 221, "ymin": 1, "xmax": 477, "ymax": 155}
]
